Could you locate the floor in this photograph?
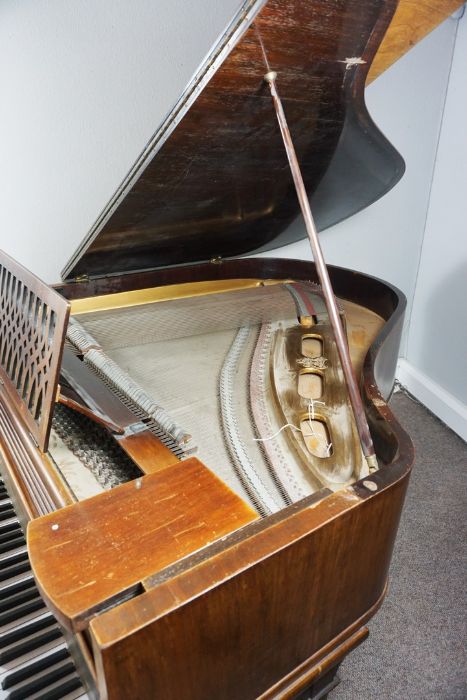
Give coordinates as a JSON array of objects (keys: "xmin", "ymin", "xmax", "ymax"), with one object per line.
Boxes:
[{"xmin": 332, "ymin": 391, "xmax": 467, "ymax": 700}]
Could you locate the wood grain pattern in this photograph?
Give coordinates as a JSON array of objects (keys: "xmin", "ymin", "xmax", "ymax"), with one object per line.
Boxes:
[
  {"xmin": 258, "ymin": 625, "xmax": 369, "ymax": 699},
  {"xmin": 64, "ymin": 0, "xmax": 402, "ymax": 279},
  {"xmin": 0, "ymin": 394, "xmax": 72, "ymax": 518},
  {"xmin": 115, "ymin": 428, "xmax": 180, "ymax": 473},
  {"xmin": 0, "ymin": 0, "xmax": 431, "ymax": 692},
  {"xmin": 62, "ymin": 0, "xmax": 459, "ymax": 281},
  {"xmin": 13, "ymin": 252, "xmax": 414, "ymax": 699},
  {"xmin": 90, "ymin": 476, "xmax": 410, "ymax": 700},
  {"xmin": 27, "ymin": 457, "xmax": 258, "ymax": 631},
  {"xmin": 0, "ymin": 249, "xmax": 69, "ymax": 452},
  {"xmin": 52, "ymin": 256, "xmax": 413, "ymax": 699},
  {"xmin": 369, "ymin": 0, "xmax": 462, "ymax": 82}
]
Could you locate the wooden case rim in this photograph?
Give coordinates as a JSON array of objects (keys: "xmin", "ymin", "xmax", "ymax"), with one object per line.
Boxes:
[{"xmin": 27, "ymin": 258, "xmax": 413, "ymax": 636}]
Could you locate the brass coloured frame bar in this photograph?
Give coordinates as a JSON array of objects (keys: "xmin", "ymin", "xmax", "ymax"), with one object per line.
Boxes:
[{"xmin": 264, "ymin": 71, "xmax": 377, "ymax": 468}]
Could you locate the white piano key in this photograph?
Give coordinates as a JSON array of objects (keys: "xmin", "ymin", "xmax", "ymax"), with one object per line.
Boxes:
[{"xmin": 0, "ymin": 484, "xmax": 87, "ymax": 700}]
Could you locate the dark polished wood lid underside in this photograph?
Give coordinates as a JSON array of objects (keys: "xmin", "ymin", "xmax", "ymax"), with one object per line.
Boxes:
[{"xmin": 63, "ymin": 0, "xmax": 404, "ymax": 281}]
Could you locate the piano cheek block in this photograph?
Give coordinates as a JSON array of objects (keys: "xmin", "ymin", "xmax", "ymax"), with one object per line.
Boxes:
[{"xmin": 26, "ymin": 459, "xmax": 259, "ymax": 632}]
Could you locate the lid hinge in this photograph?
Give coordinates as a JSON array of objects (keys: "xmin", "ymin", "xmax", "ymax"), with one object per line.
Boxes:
[{"xmin": 73, "ymin": 274, "xmax": 89, "ymax": 284}]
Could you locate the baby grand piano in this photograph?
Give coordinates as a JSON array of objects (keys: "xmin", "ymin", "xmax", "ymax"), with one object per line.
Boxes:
[{"xmin": 0, "ymin": 0, "xmax": 416, "ymax": 698}]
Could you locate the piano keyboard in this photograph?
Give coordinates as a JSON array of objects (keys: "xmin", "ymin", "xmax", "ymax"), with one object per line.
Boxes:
[{"xmin": 0, "ymin": 479, "xmax": 89, "ymax": 700}]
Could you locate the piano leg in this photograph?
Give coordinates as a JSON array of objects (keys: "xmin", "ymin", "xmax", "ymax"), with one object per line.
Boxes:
[{"xmin": 295, "ymin": 665, "xmax": 340, "ymax": 700}]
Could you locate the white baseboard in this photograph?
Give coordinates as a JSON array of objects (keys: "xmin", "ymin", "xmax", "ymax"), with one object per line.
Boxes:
[{"xmin": 396, "ymin": 359, "xmax": 467, "ymax": 442}]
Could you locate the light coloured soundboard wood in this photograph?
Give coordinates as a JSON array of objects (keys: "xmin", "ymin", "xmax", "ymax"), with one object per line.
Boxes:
[{"xmin": 370, "ymin": 0, "xmax": 462, "ymax": 82}]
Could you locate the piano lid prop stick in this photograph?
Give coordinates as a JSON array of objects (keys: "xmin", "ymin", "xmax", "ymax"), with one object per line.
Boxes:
[{"xmin": 264, "ymin": 70, "xmax": 378, "ymax": 471}]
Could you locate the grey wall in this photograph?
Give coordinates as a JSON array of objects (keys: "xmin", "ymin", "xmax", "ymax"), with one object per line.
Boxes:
[{"xmin": 398, "ymin": 11, "xmax": 467, "ymax": 439}]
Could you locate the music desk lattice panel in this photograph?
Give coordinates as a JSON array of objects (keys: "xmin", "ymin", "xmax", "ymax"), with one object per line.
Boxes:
[{"xmin": 0, "ymin": 250, "xmax": 69, "ymax": 452}]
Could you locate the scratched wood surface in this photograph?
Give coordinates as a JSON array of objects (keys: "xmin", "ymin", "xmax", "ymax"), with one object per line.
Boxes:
[
  {"xmin": 90, "ymin": 476, "xmax": 412, "ymax": 700},
  {"xmin": 369, "ymin": 0, "xmax": 462, "ymax": 82},
  {"xmin": 27, "ymin": 457, "xmax": 258, "ymax": 630}
]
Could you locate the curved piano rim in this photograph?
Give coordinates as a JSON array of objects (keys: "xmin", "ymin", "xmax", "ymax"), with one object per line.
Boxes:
[
  {"xmin": 52, "ymin": 257, "xmax": 415, "ymax": 698},
  {"xmin": 0, "ymin": 257, "xmax": 414, "ymax": 699},
  {"xmin": 56, "ymin": 254, "xmax": 413, "ymax": 476}
]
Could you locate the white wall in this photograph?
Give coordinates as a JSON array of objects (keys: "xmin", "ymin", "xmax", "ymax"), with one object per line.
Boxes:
[
  {"xmin": 0, "ymin": 0, "xmax": 243, "ymax": 282},
  {"xmin": 398, "ymin": 11, "xmax": 467, "ymax": 440}
]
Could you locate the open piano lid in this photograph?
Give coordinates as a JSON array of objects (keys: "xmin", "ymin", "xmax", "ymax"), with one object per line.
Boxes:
[{"xmin": 63, "ymin": 0, "xmax": 405, "ymax": 282}]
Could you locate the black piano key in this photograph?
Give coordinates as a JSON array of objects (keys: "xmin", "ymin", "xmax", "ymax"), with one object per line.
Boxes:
[
  {"xmin": 0, "ymin": 625, "xmax": 62, "ymax": 665},
  {"xmin": 0, "ymin": 554, "xmax": 30, "ymax": 584},
  {"xmin": 0, "ymin": 523, "xmax": 21, "ymax": 538},
  {"xmin": 0, "ymin": 586, "xmax": 39, "ymax": 614},
  {"xmin": 6, "ymin": 661, "xmax": 77, "ymax": 699},
  {"xmin": 0, "ymin": 597, "xmax": 45, "ymax": 627},
  {"xmin": 0, "ymin": 503, "xmax": 14, "ymax": 514},
  {"xmin": 0, "ymin": 577, "xmax": 35, "ymax": 602},
  {"xmin": 25, "ymin": 673, "xmax": 83, "ymax": 700},
  {"xmin": 0, "ymin": 528, "xmax": 23, "ymax": 546},
  {"xmin": 2, "ymin": 647, "xmax": 70, "ymax": 689},
  {"xmin": 0, "ymin": 535, "xmax": 26, "ymax": 556},
  {"xmin": 0, "ymin": 508, "xmax": 17, "ymax": 523},
  {"xmin": 0, "ymin": 614, "xmax": 55, "ymax": 649},
  {"xmin": 0, "ymin": 552, "xmax": 28, "ymax": 571},
  {"xmin": 0, "ymin": 518, "xmax": 24, "ymax": 542},
  {"xmin": 0, "ymin": 482, "xmax": 86, "ymax": 698}
]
